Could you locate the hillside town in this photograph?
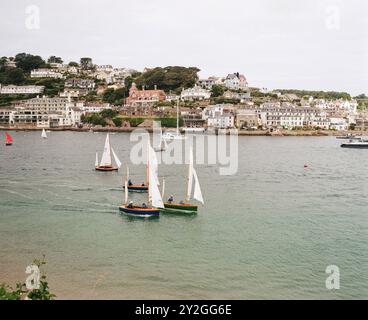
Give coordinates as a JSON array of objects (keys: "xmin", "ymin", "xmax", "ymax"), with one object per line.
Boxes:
[{"xmin": 1, "ymin": 54, "xmax": 367, "ymax": 134}]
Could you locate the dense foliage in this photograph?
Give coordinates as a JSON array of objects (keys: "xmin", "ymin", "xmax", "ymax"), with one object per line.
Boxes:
[
  {"xmin": 276, "ymin": 89, "xmax": 351, "ymax": 100},
  {"xmin": 211, "ymin": 84, "xmax": 225, "ymax": 97},
  {"xmin": 0, "ymin": 257, "xmax": 55, "ymax": 300},
  {"xmin": 134, "ymin": 66, "xmax": 200, "ymax": 93},
  {"xmin": 102, "ymin": 88, "xmax": 128, "ymax": 105}
]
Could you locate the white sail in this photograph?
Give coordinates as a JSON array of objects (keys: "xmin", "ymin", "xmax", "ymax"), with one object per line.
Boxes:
[
  {"xmin": 148, "ymin": 142, "xmax": 164, "ymax": 208},
  {"xmin": 99, "ymin": 134, "xmax": 112, "ymax": 167},
  {"xmin": 149, "ymin": 167, "xmax": 164, "ymax": 208},
  {"xmin": 149, "ymin": 141, "xmax": 159, "ymax": 185},
  {"xmin": 111, "ymin": 148, "xmax": 122, "ymax": 168},
  {"xmin": 186, "ymin": 146, "xmax": 194, "ymax": 201},
  {"xmin": 41, "ymin": 129, "xmax": 47, "ymax": 139},
  {"xmin": 95, "ymin": 152, "xmax": 99, "ymax": 167},
  {"xmin": 192, "ymin": 167, "xmax": 204, "ymax": 204},
  {"xmin": 124, "ymin": 180, "xmax": 128, "ymax": 204}
]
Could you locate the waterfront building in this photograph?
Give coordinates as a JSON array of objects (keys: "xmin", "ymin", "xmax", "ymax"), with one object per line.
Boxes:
[
  {"xmin": 31, "ymin": 68, "xmax": 64, "ymax": 79},
  {"xmin": 203, "ymin": 104, "xmax": 235, "ymax": 129},
  {"xmin": 0, "ymin": 85, "xmax": 45, "ymax": 95},
  {"xmin": 236, "ymin": 109, "xmax": 260, "ymax": 129},
  {"xmin": 181, "ymin": 85, "xmax": 211, "ymax": 101},
  {"xmin": 6, "ymin": 96, "xmax": 82, "ymax": 128}
]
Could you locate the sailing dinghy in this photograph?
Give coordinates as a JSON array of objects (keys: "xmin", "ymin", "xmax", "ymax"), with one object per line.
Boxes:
[
  {"xmin": 119, "ymin": 138, "xmax": 164, "ymax": 217},
  {"xmin": 95, "ymin": 133, "xmax": 122, "ymax": 171},
  {"xmin": 41, "ymin": 129, "xmax": 47, "ymax": 139},
  {"xmin": 163, "ymin": 145, "xmax": 204, "ymax": 213},
  {"xmin": 123, "ymin": 165, "xmax": 148, "ymax": 192},
  {"xmin": 5, "ymin": 132, "xmax": 13, "ymax": 146}
]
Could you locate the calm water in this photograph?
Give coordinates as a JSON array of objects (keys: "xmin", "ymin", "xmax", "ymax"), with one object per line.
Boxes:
[{"xmin": 0, "ymin": 131, "xmax": 367, "ymax": 299}]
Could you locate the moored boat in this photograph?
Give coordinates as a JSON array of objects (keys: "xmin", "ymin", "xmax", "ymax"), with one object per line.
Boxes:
[
  {"xmin": 341, "ymin": 141, "xmax": 368, "ymax": 149},
  {"xmin": 95, "ymin": 133, "xmax": 122, "ymax": 171},
  {"xmin": 162, "ymin": 99, "xmax": 186, "ymax": 141}
]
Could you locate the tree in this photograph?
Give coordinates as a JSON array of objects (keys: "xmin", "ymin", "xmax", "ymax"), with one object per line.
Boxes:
[
  {"xmin": 80, "ymin": 57, "xmax": 93, "ymax": 70},
  {"xmin": 14, "ymin": 53, "xmax": 46, "ymax": 73},
  {"xmin": 68, "ymin": 61, "xmax": 79, "ymax": 67},
  {"xmin": 102, "ymin": 88, "xmax": 126, "ymax": 105},
  {"xmin": 47, "ymin": 56, "xmax": 63, "ymax": 64},
  {"xmin": 5, "ymin": 68, "xmax": 25, "ymax": 85},
  {"xmin": 134, "ymin": 66, "xmax": 200, "ymax": 93},
  {"xmin": 211, "ymin": 84, "xmax": 225, "ymax": 97}
]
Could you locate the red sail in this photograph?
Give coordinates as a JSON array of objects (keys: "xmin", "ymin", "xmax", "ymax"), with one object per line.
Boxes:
[{"xmin": 5, "ymin": 132, "xmax": 13, "ymax": 143}]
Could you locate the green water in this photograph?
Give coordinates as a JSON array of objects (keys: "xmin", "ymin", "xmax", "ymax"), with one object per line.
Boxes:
[{"xmin": 0, "ymin": 131, "xmax": 367, "ymax": 299}]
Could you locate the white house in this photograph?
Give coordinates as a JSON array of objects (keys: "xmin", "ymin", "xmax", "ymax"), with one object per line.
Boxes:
[
  {"xmin": 224, "ymin": 73, "xmax": 248, "ymax": 91},
  {"xmin": 181, "ymin": 85, "xmax": 211, "ymax": 101},
  {"xmin": 31, "ymin": 69, "xmax": 63, "ymax": 79},
  {"xmin": 0, "ymin": 85, "xmax": 44, "ymax": 94}
]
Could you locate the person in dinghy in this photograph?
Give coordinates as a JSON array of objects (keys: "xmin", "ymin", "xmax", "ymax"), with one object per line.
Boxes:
[{"xmin": 95, "ymin": 133, "xmax": 122, "ymax": 171}]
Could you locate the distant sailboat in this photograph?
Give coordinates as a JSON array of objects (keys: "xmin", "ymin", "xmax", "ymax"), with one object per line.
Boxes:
[
  {"xmin": 95, "ymin": 133, "xmax": 121, "ymax": 171},
  {"xmin": 41, "ymin": 129, "xmax": 47, "ymax": 139},
  {"xmin": 5, "ymin": 132, "xmax": 13, "ymax": 146},
  {"xmin": 119, "ymin": 138, "xmax": 164, "ymax": 217},
  {"xmin": 163, "ymin": 145, "xmax": 204, "ymax": 213},
  {"xmin": 162, "ymin": 98, "xmax": 186, "ymax": 141},
  {"xmin": 123, "ymin": 165, "xmax": 148, "ymax": 192},
  {"xmin": 154, "ymin": 125, "xmax": 168, "ymax": 152}
]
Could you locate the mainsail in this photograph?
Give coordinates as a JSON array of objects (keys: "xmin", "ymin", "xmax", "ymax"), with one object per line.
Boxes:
[
  {"xmin": 148, "ymin": 141, "xmax": 164, "ymax": 208},
  {"xmin": 99, "ymin": 134, "xmax": 112, "ymax": 166}
]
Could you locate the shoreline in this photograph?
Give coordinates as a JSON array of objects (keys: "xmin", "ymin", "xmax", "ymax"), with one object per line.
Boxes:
[{"xmin": 0, "ymin": 126, "xmax": 365, "ymax": 137}]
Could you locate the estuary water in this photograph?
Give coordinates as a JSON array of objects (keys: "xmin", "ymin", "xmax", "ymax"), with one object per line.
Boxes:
[{"xmin": 0, "ymin": 131, "xmax": 367, "ymax": 299}]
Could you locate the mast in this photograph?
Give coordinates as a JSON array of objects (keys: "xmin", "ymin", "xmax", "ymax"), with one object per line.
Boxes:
[
  {"xmin": 186, "ymin": 146, "xmax": 193, "ymax": 201},
  {"xmin": 176, "ymin": 98, "xmax": 179, "ymax": 136},
  {"xmin": 147, "ymin": 137, "xmax": 150, "ymax": 206}
]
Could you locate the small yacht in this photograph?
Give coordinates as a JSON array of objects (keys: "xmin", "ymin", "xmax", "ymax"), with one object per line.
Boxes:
[{"xmin": 341, "ymin": 141, "xmax": 368, "ymax": 149}]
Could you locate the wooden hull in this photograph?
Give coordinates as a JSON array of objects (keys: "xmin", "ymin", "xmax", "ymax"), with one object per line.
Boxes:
[
  {"xmin": 95, "ymin": 166, "xmax": 119, "ymax": 171},
  {"xmin": 119, "ymin": 205, "xmax": 160, "ymax": 217},
  {"xmin": 163, "ymin": 202, "xmax": 198, "ymax": 213},
  {"xmin": 123, "ymin": 184, "xmax": 148, "ymax": 193}
]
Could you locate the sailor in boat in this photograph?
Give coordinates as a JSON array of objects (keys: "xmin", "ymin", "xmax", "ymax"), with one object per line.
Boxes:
[
  {"xmin": 168, "ymin": 195, "xmax": 174, "ymax": 203},
  {"xmin": 127, "ymin": 201, "xmax": 134, "ymax": 208},
  {"xmin": 128, "ymin": 179, "xmax": 133, "ymax": 186},
  {"xmin": 142, "ymin": 203, "xmax": 148, "ymax": 209}
]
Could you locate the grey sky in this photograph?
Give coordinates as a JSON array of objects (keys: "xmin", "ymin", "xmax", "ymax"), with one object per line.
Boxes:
[{"xmin": 0, "ymin": 0, "xmax": 367, "ymax": 95}]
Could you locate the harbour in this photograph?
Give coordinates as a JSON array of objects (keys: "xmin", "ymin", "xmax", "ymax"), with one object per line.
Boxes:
[{"xmin": 0, "ymin": 131, "xmax": 367, "ymax": 299}]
